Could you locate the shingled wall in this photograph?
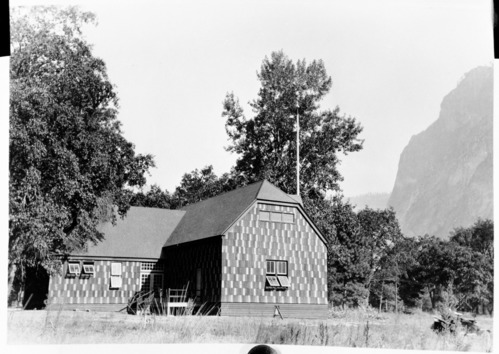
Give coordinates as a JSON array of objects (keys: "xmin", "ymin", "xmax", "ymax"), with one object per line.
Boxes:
[
  {"xmin": 220, "ymin": 202, "xmax": 328, "ymax": 318},
  {"xmin": 46, "ymin": 259, "xmax": 143, "ymax": 311}
]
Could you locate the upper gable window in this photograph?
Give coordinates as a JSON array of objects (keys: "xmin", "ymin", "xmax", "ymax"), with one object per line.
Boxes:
[
  {"xmin": 259, "ymin": 211, "xmax": 270, "ymax": 221},
  {"xmin": 270, "ymin": 212, "xmax": 282, "ymax": 222},
  {"xmin": 259, "ymin": 210, "xmax": 295, "ymax": 224},
  {"xmin": 282, "ymin": 213, "xmax": 294, "ymax": 223}
]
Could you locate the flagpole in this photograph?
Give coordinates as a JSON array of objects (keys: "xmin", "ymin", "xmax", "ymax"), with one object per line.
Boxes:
[{"xmin": 296, "ymin": 107, "xmax": 300, "ymax": 196}]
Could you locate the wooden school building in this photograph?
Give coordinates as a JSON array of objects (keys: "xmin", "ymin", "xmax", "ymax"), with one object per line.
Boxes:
[{"xmin": 46, "ymin": 180, "xmax": 329, "ymax": 318}]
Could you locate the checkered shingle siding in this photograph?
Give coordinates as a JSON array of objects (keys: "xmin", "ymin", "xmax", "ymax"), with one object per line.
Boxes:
[
  {"xmin": 47, "ymin": 260, "xmax": 142, "ymax": 305},
  {"xmin": 221, "ymin": 202, "xmax": 327, "ymax": 304}
]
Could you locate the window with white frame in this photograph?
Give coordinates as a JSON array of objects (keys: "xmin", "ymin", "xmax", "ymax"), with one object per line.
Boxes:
[
  {"xmin": 82, "ymin": 263, "xmax": 95, "ymax": 276},
  {"xmin": 277, "ymin": 275, "xmax": 290, "ymax": 287},
  {"xmin": 111, "ymin": 262, "xmax": 122, "ymax": 276},
  {"xmin": 68, "ymin": 262, "xmax": 81, "ymax": 275},
  {"xmin": 277, "ymin": 260, "xmax": 287, "ymax": 275},
  {"xmin": 266, "ymin": 275, "xmax": 280, "ymax": 287},
  {"xmin": 110, "ymin": 262, "xmax": 122, "ymax": 289},
  {"xmin": 265, "ymin": 260, "xmax": 290, "ymax": 289},
  {"xmin": 266, "ymin": 260, "xmax": 275, "ymax": 274}
]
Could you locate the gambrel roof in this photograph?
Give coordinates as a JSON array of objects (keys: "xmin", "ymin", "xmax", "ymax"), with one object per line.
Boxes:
[{"xmin": 164, "ymin": 180, "xmax": 325, "ymax": 247}]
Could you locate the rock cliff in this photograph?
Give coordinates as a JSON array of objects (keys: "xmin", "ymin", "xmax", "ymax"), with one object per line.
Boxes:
[{"xmin": 388, "ymin": 66, "xmax": 493, "ymax": 238}]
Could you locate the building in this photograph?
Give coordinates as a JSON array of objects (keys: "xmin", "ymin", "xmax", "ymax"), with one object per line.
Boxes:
[{"xmin": 46, "ymin": 180, "xmax": 328, "ymax": 318}]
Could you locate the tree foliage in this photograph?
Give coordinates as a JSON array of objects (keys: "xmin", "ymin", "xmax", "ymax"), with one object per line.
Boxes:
[
  {"xmin": 310, "ymin": 197, "xmax": 405, "ymax": 308},
  {"xmin": 130, "ymin": 165, "xmax": 247, "ymax": 210},
  {"xmin": 169, "ymin": 166, "xmax": 246, "ymax": 209},
  {"xmin": 223, "ymin": 51, "xmax": 363, "ymax": 198},
  {"xmin": 9, "ymin": 6, "xmax": 154, "ymax": 289},
  {"xmin": 393, "ymin": 219, "xmax": 494, "ymax": 313},
  {"xmin": 130, "ymin": 184, "xmax": 171, "ymax": 209}
]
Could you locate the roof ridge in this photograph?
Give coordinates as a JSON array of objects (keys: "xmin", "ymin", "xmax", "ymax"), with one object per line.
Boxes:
[
  {"xmin": 180, "ymin": 180, "xmax": 264, "ymax": 210},
  {"xmin": 129, "ymin": 205, "xmax": 186, "ymax": 212}
]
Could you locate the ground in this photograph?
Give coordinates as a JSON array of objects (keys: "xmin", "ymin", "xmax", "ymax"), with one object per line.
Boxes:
[{"xmin": 7, "ymin": 307, "xmax": 493, "ymax": 351}]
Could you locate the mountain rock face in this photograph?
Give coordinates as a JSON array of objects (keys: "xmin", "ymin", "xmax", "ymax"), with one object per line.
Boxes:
[{"xmin": 388, "ymin": 66, "xmax": 493, "ymax": 238}]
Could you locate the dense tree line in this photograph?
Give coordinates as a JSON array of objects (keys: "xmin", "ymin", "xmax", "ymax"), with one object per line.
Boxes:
[{"xmin": 368, "ymin": 219, "xmax": 493, "ymax": 314}]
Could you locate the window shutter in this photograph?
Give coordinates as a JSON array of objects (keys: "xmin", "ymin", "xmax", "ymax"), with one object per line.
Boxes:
[{"xmin": 111, "ymin": 262, "xmax": 122, "ymax": 276}]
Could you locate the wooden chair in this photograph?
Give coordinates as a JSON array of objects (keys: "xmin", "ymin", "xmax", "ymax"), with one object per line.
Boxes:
[{"xmin": 164, "ymin": 283, "xmax": 189, "ymax": 316}]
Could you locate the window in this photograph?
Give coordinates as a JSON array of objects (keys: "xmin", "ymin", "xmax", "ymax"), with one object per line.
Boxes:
[
  {"xmin": 266, "ymin": 260, "xmax": 275, "ymax": 274},
  {"xmin": 270, "ymin": 212, "xmax": 282, "ymax": 222},
  {"xmin": 111, "ymin": 262, "xmax": 122, "ymax": 276},
  {"xmin": 282, "ymin": 213, "xmax": 294, "ymax": 223},
  {"xmin": 140, "ymin": 262, "xmax": 163, "ymax": 295},
  {"xmin": 141, "ymin": 273, "xmax": 163, "ymax": 295},
  {"xmin": 265, "ymin": 260, "xmax": 290, "ymax": 290},
  {"xmin": 68, "ymin": 262, "xmax": 80, "ymax": 275},
  {"xmin": 141, "ymin": 262, "xmax": 164, "ymax": 271},
  {"xmin": 259, "ymin": 211, "xmax": 270, "ymax": 221},
  {"xmin": 141, "ymin": 273, "xmax": 150, "ymax": 293},
  {"xmin": 82, "ymin": 263, "xmax": 95, "ymax": 275},
  {"xmin": 259, "ymin": 210, "xmax": 295, "ymax": 224},
  {"xmin": 277, "ymin": 261, "xmax": 287, "ymax": 275},
  {"xmin": 277, "ymin": 275, "xmax": 290, "ymax": 288},
  {"xmin": 266, "ymin": 275, "xmax": 280, "ymax": 287},
  {"xmin": 110, "ymin": 276, "xmax": 123, "ymax": 289},
  {"xmin": 110, "ymin": 262, "xmax": 122, "ymax": 289}
]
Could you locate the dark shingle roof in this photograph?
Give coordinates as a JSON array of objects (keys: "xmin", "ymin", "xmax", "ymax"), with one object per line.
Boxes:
[
  {"xmin": 74, "ymin": 181, "xmax": 321, "ymax": 258},
  {"xmin": 77, "ymin": 207, "xmax": 186, "ymax": 259},
  {"xmin": 164, "ymin": 180, "xmax": 302, "ymax": 246}
]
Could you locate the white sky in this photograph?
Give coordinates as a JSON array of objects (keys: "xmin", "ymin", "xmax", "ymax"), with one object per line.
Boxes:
[{"xmin": 7, "ymin": 0, "xmax": 494, "ymax": 198}]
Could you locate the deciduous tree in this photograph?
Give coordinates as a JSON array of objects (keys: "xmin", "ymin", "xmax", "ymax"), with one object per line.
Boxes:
[
  {"xmin": 222, "ymin": 51, "xmax": 363, "ymax": 198},
  {"xmin": 169, "ymin": 165, "xmax": 246, "ymax": 209},
  {"xmin": 9, "ymin": 6, "xmax": 154, "ymax": 303}
]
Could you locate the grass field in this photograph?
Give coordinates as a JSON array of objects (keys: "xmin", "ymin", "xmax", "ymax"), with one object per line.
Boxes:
[{"xmin": 7, "ymin": 307, "xmax": 493, "ymax": 351}]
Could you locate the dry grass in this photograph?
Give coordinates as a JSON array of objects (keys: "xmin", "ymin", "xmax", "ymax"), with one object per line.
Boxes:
[{"xmin": 7, "ymin": 307, "xmax": 493, "ymax": 351}]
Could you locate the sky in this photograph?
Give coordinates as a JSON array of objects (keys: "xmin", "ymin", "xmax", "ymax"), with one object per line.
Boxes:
[{"xmin": 7, "ymin": 0, "xmax": 494, "ymax": 198}]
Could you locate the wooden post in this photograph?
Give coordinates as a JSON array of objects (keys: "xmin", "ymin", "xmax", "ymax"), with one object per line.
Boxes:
[{"xmin": 166, "ymin": 288, "xmax": 170, "ymax": 316}]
